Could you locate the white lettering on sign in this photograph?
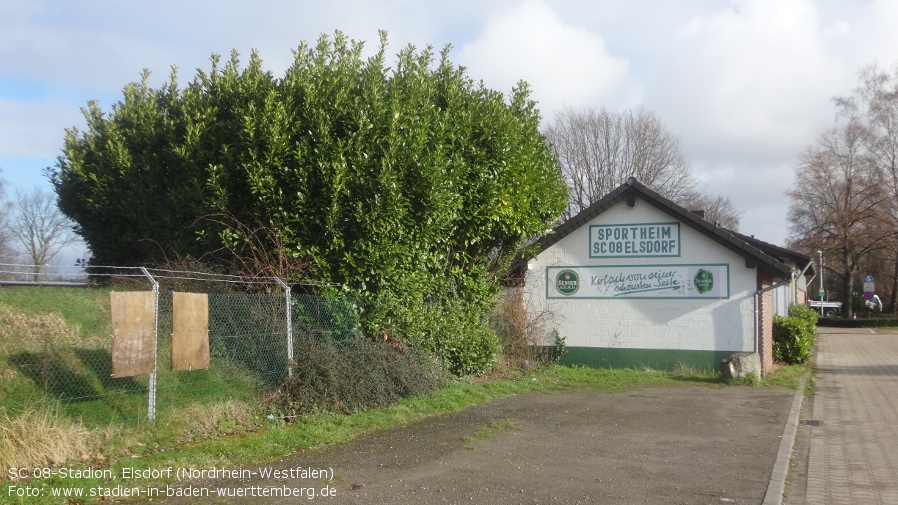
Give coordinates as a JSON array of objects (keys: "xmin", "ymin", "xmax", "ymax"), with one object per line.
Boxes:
[
  {"xmin": 589, "ymin": 223, "xmax": 680, "ymax": 258},
  {"xmin": 547, "ymin": 264, "xmax": 729, "ymax": 299}
]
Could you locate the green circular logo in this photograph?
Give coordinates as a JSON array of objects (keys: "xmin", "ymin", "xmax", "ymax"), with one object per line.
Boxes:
[
  {"xmin": 694, "ymin": 268, "xmax": 714, "ymax": 294},
  {"xmin": 556, "ymin": 270, "xmax": 580, "ymax": 296}
]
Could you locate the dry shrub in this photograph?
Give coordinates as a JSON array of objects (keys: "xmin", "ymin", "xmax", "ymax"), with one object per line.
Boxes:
[
  {"xmin": 491, "ymin": 286, "xmax": 564, "ymax": 367},
  {"xmin": 147, "ymin": 255, "xmax": 239, "ymax": 294},
  {"xmin": 198, "ymin": 212, "xmax": 317, "ymax": 281},
  {"xmin": 269, "ymin": 332, "xmax": 450, "ymax": 418},
  {"xmin": 0, "ymin": 407, "xmax": 115, "ymax": 474}
]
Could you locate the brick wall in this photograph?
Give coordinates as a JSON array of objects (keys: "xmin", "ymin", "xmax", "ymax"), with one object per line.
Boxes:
[{"xmin": 757, "ymin": 270, "xmax": 775, "ymax": 376}]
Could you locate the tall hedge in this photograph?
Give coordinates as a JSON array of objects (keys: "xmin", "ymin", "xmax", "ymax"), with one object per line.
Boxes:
[{"xmin": 49, "ymin": 31, "xmax": 568, "ymax": 374}]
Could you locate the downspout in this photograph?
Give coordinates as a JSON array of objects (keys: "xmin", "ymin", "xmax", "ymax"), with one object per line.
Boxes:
[
  {"xmin": 786, "ymin": 269, "xmax": 797, "ymax": 306},
  {"xmin": 753, "ymin": 278, "xmax": 792, "ymax": 354}
]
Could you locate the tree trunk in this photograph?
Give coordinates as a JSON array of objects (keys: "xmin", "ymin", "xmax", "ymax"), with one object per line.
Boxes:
[
  {"xmin": 842, "ymin": 247, "xmax": 855, "ymax": 317},
  {"xmin": 890, "ymin": 253, "xmax": 898, "ymax": 313}
]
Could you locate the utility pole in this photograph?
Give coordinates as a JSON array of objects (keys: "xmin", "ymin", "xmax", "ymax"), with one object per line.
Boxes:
[{"xmin": 818, "ymin": 250, "xmax": 824, "ymax": 316}]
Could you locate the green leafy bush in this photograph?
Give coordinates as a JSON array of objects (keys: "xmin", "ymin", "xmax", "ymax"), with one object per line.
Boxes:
[
  {"xmin": 292, "ymin": 294, "xmax": 363, "ymax": 346},
  {"xmin": 51, "ymin": 31, "xmax": 567, "ymax": 376},
  {"xmin": 394, "ymin": 298, "xmax": 500, "ymax": 376},
  {"xmin": 788, "ymin": 303, "xmax": 820, "ymax": 325},
  {"xmin": 773, "ymin": 304, "xmax": 818, "ymax": 364}
]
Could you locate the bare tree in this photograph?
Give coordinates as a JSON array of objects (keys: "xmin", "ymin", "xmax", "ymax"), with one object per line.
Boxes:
[
  {"xmin": 9, "ymin": 188, "xmax": 78, "ymax": 280},
  {"xmin": 0, "ymin": 169, "xmax": 17, "ymax": 267},
  {"xmin": 544, "ymin": 107, "xmax": 741, "ymax": 227},
  {"xmin": 684, "ymin": 192, "xmax": 743, "ymax": 230},
  {"xmin": 787, "ymin": 119, "xmax": 889, "ymax": 316},
  {"xmin": 837, "ymin": 63, "xmax": 898, "ymax": 312},
  {"xmin": 545, "ymin": 107, "xmax": 699, "ymax": 218},
  {"xmin": 0, "ymin": 208, "xmax": 13, "ymax": 264}
]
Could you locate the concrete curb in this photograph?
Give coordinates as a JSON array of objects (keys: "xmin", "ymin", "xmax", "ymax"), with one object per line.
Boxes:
[{"xmin": 763, "ymin": 374, "xmax": 806, "ymax": 505}]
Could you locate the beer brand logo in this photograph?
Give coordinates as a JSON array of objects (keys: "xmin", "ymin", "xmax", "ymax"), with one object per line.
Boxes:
[
  {"xmin": 694, "ymin": 269, "xmax": 713, "ymax": 294},
  {"xmin": 556, "ymin": 270, "xmax": 580, "ymax": 296}
]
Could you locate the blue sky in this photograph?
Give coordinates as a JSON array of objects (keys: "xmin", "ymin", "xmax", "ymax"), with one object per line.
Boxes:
[{"xmin": 3, "ymin": 0, "xmax": 898, "ymax": 252}]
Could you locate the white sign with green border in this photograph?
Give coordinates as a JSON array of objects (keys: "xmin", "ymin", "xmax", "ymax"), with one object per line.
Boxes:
[
  {"xmin": 547, "ymin": 264, "xmax": 730, "ymax": 299},
  {"xmin": 589, "ymin": 222, "xmax": 681, "ymax": 258}
]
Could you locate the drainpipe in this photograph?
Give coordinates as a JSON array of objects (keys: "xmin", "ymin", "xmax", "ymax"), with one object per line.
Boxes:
[
  {"xmin": 791, "ymin": 269, "xmax": 797, "ymax": 304},
  {"xmin": 753, "ymin": 279, "xmax": 792, "ymax": 355}
]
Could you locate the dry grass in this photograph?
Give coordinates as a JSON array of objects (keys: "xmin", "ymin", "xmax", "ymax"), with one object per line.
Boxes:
[
  {"xmin": 0, "ymin": 401, "xmax": 261, "ymax": 476},
  {"xmin": 0, "ymin": 303, "xmax": 82, "ymax": 348},
  {"xmin": 178, "ymin": 400, "xmax": 259, "ymax": 440},
  {"xmin": 0, "ymin": 407, "xmax": 116, "ymax": 474},
  {"xmin": 671, "ymin": 362, "xmax": 701, "ymax": 376}
]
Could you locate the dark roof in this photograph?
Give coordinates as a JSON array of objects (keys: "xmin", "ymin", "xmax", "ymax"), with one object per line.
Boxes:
[
  {"xmin": 528, "ymin": 177, "xmax": 793, "ymax": 279},
  {"xmin": 727, "ymin": 230, "xmax": 815, "ymax": 275}
]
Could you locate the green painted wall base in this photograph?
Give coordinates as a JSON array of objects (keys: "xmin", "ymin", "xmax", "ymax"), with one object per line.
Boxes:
[{"xmin": 560, "ymin": 346, "xmax": 736, "ymax": 373}]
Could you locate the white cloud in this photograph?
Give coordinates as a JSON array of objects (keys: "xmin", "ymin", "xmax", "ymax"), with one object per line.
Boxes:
[
  {"xmin": 4, "ymin": 0, "xmax": 898, "ymax": 246},
  {"xmin": 456, "ymin": 0, "xmax": 630, "ymax": 116},
  {"xmin": 630, "ymin": 0, "xmax": 873, "ymax": 242},
  {"xmin": 645, "ymin": 0, "xmax": 844, "ymax": 164},
  {"xmin": 859, "ymin": 0, "xmax": 898, "ymax": 69}
]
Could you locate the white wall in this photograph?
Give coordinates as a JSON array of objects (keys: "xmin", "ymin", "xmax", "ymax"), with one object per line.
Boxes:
[
  {"xmin": 523, "ymin": 199, "xmax": 760, "ymax": 353},
  {"xmin": 773, "ymin": 284, "xmax": 791, "ymax": 317}
]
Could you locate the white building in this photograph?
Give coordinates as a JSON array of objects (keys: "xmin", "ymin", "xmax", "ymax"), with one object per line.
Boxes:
[{"xmin": 515, "ymin": 178, "xmax": 811, "ymax": 376}]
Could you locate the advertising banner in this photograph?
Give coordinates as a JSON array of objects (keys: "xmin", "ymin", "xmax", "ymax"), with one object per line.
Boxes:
[{"xmin": 547, "ymin": 264, "xmax": 729, "ymax": 299}]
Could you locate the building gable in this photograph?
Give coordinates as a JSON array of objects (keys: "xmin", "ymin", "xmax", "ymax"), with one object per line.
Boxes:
[
  {"xmin": 530, "ymin": 177, "xmax": 792, "ymax": 279},
  {"xmin": 514, "ymin": 177, "xmax": 799, "ymax": 376}
]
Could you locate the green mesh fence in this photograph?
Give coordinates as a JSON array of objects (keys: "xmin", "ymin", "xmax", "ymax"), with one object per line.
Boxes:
[
  {"xmin": 292, "ymin": 293, "xmax": 363, "ymax": 347},
  {"xmin": 152, "ymin": 290, "xmax": 290, "ymax": 416},
  {"xmin": 0, "ymin": 269, "xmax": 356, "ymax": 425}
]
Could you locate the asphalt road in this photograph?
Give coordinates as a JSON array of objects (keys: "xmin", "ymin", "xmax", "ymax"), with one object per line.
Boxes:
[{"xmin": 153, "ymin": 383, "xmax": 794, "ymax": 505}]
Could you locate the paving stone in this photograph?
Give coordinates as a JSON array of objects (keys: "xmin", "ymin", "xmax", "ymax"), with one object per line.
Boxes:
[{"xmin": 804, "ymin": 328, "xmax": 898, "ymax": 504}]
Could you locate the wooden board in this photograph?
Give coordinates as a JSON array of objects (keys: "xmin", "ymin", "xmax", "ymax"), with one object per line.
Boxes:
[
  {"xmin": 171, "ymin": 292, "xmax": 210, "ymax": 371},
  {"xmin": 110, "ymin": 291, "xmax": 156, "ymax": 377}
]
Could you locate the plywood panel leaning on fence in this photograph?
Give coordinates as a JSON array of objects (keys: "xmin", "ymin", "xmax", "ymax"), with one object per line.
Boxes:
[
  {"xmin": 171, "ymin": 292, "xmax": 210, "ymax": 371},
  {"xmin": 110, "ymin": 291, "xmax": 156, "ymax": 377}
]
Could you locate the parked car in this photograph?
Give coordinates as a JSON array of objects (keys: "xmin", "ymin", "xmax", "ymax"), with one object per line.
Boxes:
[
  {"xmin": 866, "ymin": 295, "xmax": 883, "ymax": 312},
  {"xmin": 808, "ymin": 300, "xmax": 841, "ymax": 317},
  {"xmin": 808, "ymin": 298, "xmax": 881, "ymax": 316}
]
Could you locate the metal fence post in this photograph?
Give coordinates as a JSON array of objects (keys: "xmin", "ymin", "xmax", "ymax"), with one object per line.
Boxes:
[
  {"xmin": 140, "ymin": 267, "xmax": 159, "ymax": 422},
  {"xmin": 275, "ymin": 277, "xmax": 294, "ymax": 379}
]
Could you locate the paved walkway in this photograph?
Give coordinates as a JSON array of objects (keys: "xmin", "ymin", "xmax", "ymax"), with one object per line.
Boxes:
[{"xmin": 806, "ymin": 326, "xmax": 898, "ymax": 504}]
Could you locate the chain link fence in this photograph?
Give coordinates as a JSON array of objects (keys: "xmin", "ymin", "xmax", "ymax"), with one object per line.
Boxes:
[{"xmin": 0, "ymin": 265, "xmax": 357, "ymax": 425}]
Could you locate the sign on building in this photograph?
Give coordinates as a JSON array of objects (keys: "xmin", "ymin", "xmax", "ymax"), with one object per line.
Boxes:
[
  {"xmin": 589, "ymin": 222, "xmax": 680, "ymax": 258},
  {"xmin": 547, "ymin": 264, "xmax": 729, "ymax": 299}
]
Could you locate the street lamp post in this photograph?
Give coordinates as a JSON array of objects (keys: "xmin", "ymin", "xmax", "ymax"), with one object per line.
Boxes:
[{"xmin": 818, "ymin": 250, "xmax": 824, "ymax": 316}]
